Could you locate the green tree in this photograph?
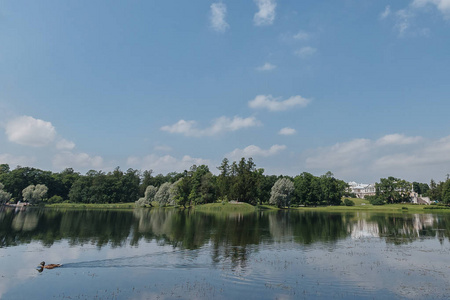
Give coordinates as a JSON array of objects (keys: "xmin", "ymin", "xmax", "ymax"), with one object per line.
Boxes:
[
  {"xmin": 174, "ymin": 171, "xmax": 192, "ymax": 208},
  {"xmin": 412, "ymin": 182, "xmax": 430, "ymax": 196},
  {"xmin": 68, "ymin": 175, "xmax": 92, "ymax": 203},
  {"xmin": 0, "ymin": 164, "xmax": 10, "ymax": 175},
  {"xmin": 294, "ymin": 172, "xmax": 321, "ymax": 206},
  {"xmin": 256, "ymin": 172, "xmax": 277, "ymax": 205},
  {"xmin": 53, "ymin": 168, "xmax": 80, "ymax": 200},
  {"xmin": 216, "ymin": 158, "xmax": 230, "ymax": 200},
  {"xmin": 230, "ymin": 158, "xmax": 258, "ymax": 204},
  {"xmin": 319, "ymin": 172, "xmax": 347, "ymax": 206},
  {"xmin": 269, "ymin": 178, "xmax": 294, "ymax": 208},
  {"xmin": 199, "ymin": 172, "xmax": 215, "ymax": 204},
  {"xmin": 188, "ymin": 165, "xmax": 211, "ymax": 205},
  {"xmin": 441, "ymin": 179, "xmax": 450, "ymax": 204},
  {"xmin": 0, "ymin": 183, "xmax": 12, "ymax": 204},
  {"xmin": 376, "ymin": 177, "xmax": 411, "ymax": 204},
  {"xmin": 427, "ymin": 179, "xmax": 442, "ymax": 201}
]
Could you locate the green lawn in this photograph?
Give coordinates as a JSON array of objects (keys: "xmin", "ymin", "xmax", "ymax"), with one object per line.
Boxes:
[
  {"xmin": 194, "ymin": 202, "xmax": 256, "ymax": 213},
  {"xmin": 346, "ymin": 197, "xmax": 370, "ymax": 206}
]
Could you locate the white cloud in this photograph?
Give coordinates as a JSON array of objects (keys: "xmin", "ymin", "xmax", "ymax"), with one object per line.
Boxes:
[
  {"xmin": 249, "ymin": 94, "xmax": 311, "ymax": 112},
  {"xmin": 376, "ymin": 134, "xmax": 422, "ymax": 146},
  {"xmin": 295, "ymin": 46, "xmax": 317, "ymax": 58},
  {"xmin": 306, "ymin": 139, "xmax": 372, "ymax": 170},
  {"xmin": 412, "ymin": 0, "xmax": 450, "ymax": 18},
  {"xmin": 293, "ymin": 30, "xmax": 309, "ymax": 40},
  {"xmin": 0, "ymin": 153, "xmax": 36, "ymax": 167},
  {"xmin": 253, "ymin": 0, "xmax": 276, "ymax": 26},
  {"xmin": 278, "ymin": 127, "xmax": 296, "ymax": 135},
  {"xmin": 256, "ymin": 62, "xmax": 276, "ymax": 71},
  {"xmin": 382, "ymin": 1, "xmax": 450, "ymax": 36},
  {"xmin": 210, "ymin": 2, "xmax": 229, "ymax": 32},
  {"xmin": 160, "ymin": 120, "xmax": 196, "ymax": 136},
  {"xmin": 161, "ymin": 116, "xmax": 261, "ymax": 137},
  {"xmin": 5, "ymin": 116, "xmax": 56, "ymax": 147},
  {"xmin": 305, "ymin": 133, "xmax": 450, "ymax": 182},
  {"xmin": 127, "ymin": 154, "xmax": 210, "ymax": 174},
  {"xmin": 380, "ymin": 5, "xmax": 391, "ymax": 19},
  {"xmin": 53, "ymin": 151, "xmax": 103, "ymax": 170},
  {"xmin": 227, "ymin": 144, "xmax": 286, "ymax": 160},
  {"xmin": 374, "ymin": 135, "xmax": 450, "ymax": 170},
  {"xmin": 56, "ymin": 139, "xmax": 76, "ymax": 150},
  {"xmin": 395, "ymin": 9, "xmax": 413, "ymax": 36}
]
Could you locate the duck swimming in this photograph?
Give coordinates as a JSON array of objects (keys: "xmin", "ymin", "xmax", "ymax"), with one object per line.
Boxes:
[{"xmin": 37, "ymin": 261, "xmax": 62, "ymax": 271}]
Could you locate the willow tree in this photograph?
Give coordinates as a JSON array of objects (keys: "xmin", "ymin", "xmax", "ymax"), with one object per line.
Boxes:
[
  {"xmin": 269, "ymin": 178, "xmax": 294, "ymax": 208},
  {"xmin": 155, "ymin": 182, "xmax": 172, "ymax": 207},
  {"xmin": 135, "ymin": 185, "xmax": 158, "ymax": 207},
  {"xmin": 22, "ymin": 184, "xmax": 48, "ymax": 204}
]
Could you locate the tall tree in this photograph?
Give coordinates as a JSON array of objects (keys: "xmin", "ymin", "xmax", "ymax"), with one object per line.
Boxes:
[
  {"xmin": 230, "ymin": 158, "xmax": 258, "ymax": 204},
  {"xmin": 319, "ymin": 172, "xmax": 347, "ymax": 206},
  {"xmin": 294, "ymin": 172, "xmax": 320, "ymax": 206},
  {"xmin": 217, "ymin": 158, "xmax": 230, "ymax": 200},
  {"xmin": 174, "ymin": 171, "xmax": 192, "ymax": 208}
]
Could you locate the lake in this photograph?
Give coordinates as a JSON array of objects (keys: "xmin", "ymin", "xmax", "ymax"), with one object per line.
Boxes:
[{"xmin": 1, "ymin": 207, "xmax": 450, "ymax": 299}]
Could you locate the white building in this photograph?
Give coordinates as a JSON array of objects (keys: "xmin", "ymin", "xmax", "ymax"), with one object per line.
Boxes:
[
  {"xmin": 348, "ymin": 182, "xmax": 376, "ymax": 199},
  {"xmin": 410, "ymin": 192, "xmax": 432, "ymax": 205}
]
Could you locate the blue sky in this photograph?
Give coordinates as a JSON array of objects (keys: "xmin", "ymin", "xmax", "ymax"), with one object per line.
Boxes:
[{"xmin": 1, "ymin": 0, "xmax": 450, "ymax": 183}]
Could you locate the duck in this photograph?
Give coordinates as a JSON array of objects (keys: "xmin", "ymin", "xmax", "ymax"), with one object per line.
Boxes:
[{"xmin": 38, "ymin": 261, "xmax": 62, "ymax": 270}]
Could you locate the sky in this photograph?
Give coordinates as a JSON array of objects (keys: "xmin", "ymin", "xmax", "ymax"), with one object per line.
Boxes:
[{"xmin": 1, "ymin": 0, "xmax": 450, "ymax": 183}]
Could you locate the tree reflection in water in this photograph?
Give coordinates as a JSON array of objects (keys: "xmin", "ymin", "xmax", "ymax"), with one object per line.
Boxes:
[{"xmin": 1, "ymin": 207, "xmax": 450, "ymax": 256}]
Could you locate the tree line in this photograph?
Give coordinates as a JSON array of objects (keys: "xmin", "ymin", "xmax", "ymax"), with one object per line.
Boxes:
[
  {"xmin": 366, "ymin": 176, "xmax": 449, "ymax": 205},
  {"xmin": 0, "ymin": 159, "xmax": 349, "ymax": 207},
  {"xmin": 1, "ymin": 160, "xmax": 448, "ymax": 207}
]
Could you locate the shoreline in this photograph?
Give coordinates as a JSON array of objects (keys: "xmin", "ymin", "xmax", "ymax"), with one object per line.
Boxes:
[{"xmin": 31, "ymin": 200, "xmax": 450, "ymax": 213}]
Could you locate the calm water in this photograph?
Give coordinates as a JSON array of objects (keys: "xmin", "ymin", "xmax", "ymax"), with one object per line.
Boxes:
[{"xmin": 1, "ymin": 208, "xmax": 450, "ymax": 299}]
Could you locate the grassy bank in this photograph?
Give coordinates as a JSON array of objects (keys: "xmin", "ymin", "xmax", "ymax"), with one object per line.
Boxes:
[
  {"xmin": 44, "ymin": 202, "xmax": 136, "ymax": 209},
  {"xmin": 293, "ymin": 198, "xmax": 448, "ymax": 213},
  {"xmin": 43, "ymin": 199, "xmax": 450, "ymax": 213},
  {"xmin": 44, "ymin": 202, "xmax": 257, "ymax": 212},
  {"xmin": 194, "ymin": 202, "xmax": 256, "ymax": 213}
]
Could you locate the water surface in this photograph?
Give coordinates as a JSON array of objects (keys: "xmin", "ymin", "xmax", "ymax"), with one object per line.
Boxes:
[{"xmin": 1, "ymin": 208, "xmax": 449, "ymax": 299}]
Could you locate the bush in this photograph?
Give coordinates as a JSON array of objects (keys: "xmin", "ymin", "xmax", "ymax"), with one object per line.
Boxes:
[
  {"xmin": 47, "ymin": 195, "xmax": 63, "ymax": 204},
  {"xmin": 343, "ymin": 198, "xmax": 355, "ymax": 206},
  {"xmin": 424, "ymin": 206, "xmax": 450, "ymax": 210},
  {"xmin": 366, "ymin": 196, "xmax": 385, "ymax": 206}
]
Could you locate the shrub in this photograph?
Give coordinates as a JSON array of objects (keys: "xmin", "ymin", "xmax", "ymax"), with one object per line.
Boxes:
[
  {"xmin": 47, "ymin": 195, "xmax": 63, "ymax": 204},
  {"xmin": 424, "ymin": 206, "xmax": 450, "ymax": 210},
  {"xmin": 343, "ymin": 198, "xmax": 355, "ymax": 206},
  {"xmin": 366, "ymin": 196, "xmax": 385, "ymax": 206}
]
